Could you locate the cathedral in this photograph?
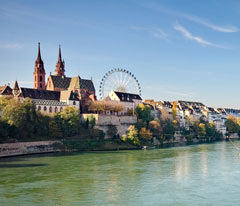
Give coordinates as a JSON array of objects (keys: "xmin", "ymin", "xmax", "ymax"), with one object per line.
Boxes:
[{"xmin": 10, "ymin": 43, "xmax": 96, "ymax": 113}]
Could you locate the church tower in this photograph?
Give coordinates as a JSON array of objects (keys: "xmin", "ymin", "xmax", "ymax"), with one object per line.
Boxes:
[
  {"xmin": 55, "ymin": 45, "xmax": 65, "ymax": 76},
  {"xmin": 33, "ymin": 43, "xmax": 46, "ymax": 90}
]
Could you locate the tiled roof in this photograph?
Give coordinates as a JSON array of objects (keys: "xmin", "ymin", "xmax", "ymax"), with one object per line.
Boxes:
[
  {"xmin": 0, "ymin": 86, "xmax": 12, "ymax": 95},
  {"xmin": 114, "ymin": 91, "xmax": 142, "ymax": 102},
  {"xmin": 20, "ymin": 88, "xmax": 60, "ymax": 100},
  {"xmin": 178, "ymin": 100, "xmax": 205, "ymax": 107},
  {"xmin": 50, "ymin": 75, "xmax": 71, "ymax": 89},
  {"xmin": 32, "ymin": 99, "xmax": 67, "ymax": 106},
  {"xmin": 81, "ymin": 79, "xmax": 95, "ymax": 92},
  {"xmin": 69, "ymin": 76, "xmax": 95, "ymax": 92}
]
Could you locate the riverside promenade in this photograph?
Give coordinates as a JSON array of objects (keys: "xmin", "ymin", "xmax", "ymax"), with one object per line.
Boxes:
[{"xmin": 0, "ymin": 141, "xmax": 63, "ymax": 157}]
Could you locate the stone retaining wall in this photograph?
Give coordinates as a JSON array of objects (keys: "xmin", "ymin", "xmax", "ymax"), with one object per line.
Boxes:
[
  {"xmin": 81, "ymin": 114, "xmax": 137, "ymax": 139},
  {"xmin": 0, "ymin": 141, "xmax": 63, "ymax": 157}
]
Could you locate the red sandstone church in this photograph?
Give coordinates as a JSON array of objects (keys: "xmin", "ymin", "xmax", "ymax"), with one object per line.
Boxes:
[{"xmin": 2, "ymin": 43, "xmax": 96, "ymax": 113}]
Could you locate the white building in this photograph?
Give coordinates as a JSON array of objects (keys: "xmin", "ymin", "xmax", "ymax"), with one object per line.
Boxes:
[
  {"xmin": 107, "ymin": 90, "xmax": 142, "ymax": 115},
  {"xmin": 12, "ymin": 81, "xmax": 80, "ymax": 114}
]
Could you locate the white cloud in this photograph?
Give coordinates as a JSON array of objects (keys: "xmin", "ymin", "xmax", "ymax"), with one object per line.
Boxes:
[
  {"xmin": 174, "ymin": 23, "xmax": 229, "ymax": 49},
  {"xmin": 143, "ymin": 3, "xmax": 238, "ymax": 33}
]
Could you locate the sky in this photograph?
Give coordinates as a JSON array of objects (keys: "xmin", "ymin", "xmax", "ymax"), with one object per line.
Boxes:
[{"xmin": 0, "ymin": 0, "xmax": 240, "ymax": 108}]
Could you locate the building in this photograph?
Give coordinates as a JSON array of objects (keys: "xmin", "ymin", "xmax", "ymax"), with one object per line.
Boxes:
[
  {"xmin": 0, "ymin": 85, "xmax": 12, "ymax": 97},
  {"xmin": 9, "ymin": 43, "xmax": 96, "ymax": 114},
  {"xmin": 107, "ymin": 90, "xmax": 142, "ymax": 115}
]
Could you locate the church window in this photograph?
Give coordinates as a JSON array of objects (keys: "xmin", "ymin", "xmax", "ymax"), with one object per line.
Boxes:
[
  {"xmin": 40, "ymin": 83, "xmax": 42, "ymax": 88},
  {"xmin": 55, "ymin": 107, "xmax": 58, "ymax": 113},
  {"xmin": 60, "ymin": 107, "xmax": 63, "ymax": 112},
  {"xmin": 40, "ymin": 76, "xmax": 42, "ymax": 82},
  {"xmin": 49, "ymin": 107, "xmax": 52, "ymax": 113},
  {"xmin": 73, "ymin": 101, "xmax": 76, "ymax": 105},
  {"xmin": 44, "ymin": 106, "xmax": 47, "ymax": 111},
  {"xmin": 38, "ymin": 106, "xmax": 41, "ymax": 111}
]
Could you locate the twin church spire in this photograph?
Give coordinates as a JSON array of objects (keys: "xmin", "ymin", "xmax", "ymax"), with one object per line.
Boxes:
[
  {"xmin": 55, "ymin": 45, "xmax": 65, "ymax": 77},
  {"xmin": 33, "ymin": 43, "xmax": 65, "ymax": 90}
]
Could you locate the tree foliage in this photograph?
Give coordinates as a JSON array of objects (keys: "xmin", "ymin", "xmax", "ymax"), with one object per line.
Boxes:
[
  {"xmin": 135, "ymin": 103, "xmax": 152, "ymax": 123},
  {"xmin": 139, "ymin": 127, "xmax": 152, "ymax": 140}
]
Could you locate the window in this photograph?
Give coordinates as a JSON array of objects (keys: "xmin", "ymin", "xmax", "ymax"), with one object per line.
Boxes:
[
  {"xmin": 55, "ymin": 107, "xmax": 58, "ymax": 113},
  {"xmin": 38, "ymin": 106, "xmax": 41, "ymax": 111},
  {"xmin": 60, "ymin": 107, "xmax": 63, "ymax": 112},
  {"xmin": 40, "ymin": 83, "xmax": 42, "ymax": 88},
  {"xmin": 49, "ymin": 107, "xmax": 52, "ymax": 113},
  {"xmin": 44, "ymin": 106, "xmax": 47, "ymax": 111},
  {"xmin": 40, "ymin": 76, "xmax": 42, "ymax": 82},
  {"xmin": 73, "ymin": 101, "xmax": 76, "ymax": 105}
]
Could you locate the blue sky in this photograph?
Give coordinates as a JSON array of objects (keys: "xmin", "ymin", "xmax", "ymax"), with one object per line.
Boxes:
[{"xmin": 0, "ymin": 0, "xmax": 240, "ymax": 108}]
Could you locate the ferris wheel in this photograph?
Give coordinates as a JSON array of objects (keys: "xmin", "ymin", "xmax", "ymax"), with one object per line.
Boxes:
[{"xmin": 99, "ymin": 68, "xmax": 141, "ymax": 99}]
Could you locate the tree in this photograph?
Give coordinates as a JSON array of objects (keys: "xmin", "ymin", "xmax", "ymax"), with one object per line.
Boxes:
[
  {"xmin": 162, "ymin": 119, "xmax": 175, "ymax": 140},
  {"xmin": 206, "ymin": 122, "xmax": 216, "ymax": 138},
  {"xmin": 0, "ymin": 120, "xmax": 10, "ymax": 141},
  {"xmin": 55, "ymin": 106, "xmax": 80, "ymax": 137},
  {"xmin": 1, "ymin": 98, "xmax": 38, "ymax": 138},
  {"xmin": 199, "ymin": 123, "xmax": 206, "ymax": 137},
  {"xmin": 149, "ymin": 120, "xmax": 162, "ymax": 137},
  {"xmin": 48, "ymin": 120, "xmax": 62, "ymax": 138},
  {"xmin": 139, "ymin": 127, "xmax": 152, "ymax": 140},
  {"xmin": 172, "ymin": 102, "xmax": 177, "ymax": 121},
  {"xmin": 226, "ymin": 115, "xmax": 239, "ymax": 134},
  {"xmin": 127, "ymin": 125, "xmax": 140, "ymax": 146},
  {"xmin": 107, "ymin": 124, "xmax": 118, "ymax": 138},
  {"xmin": 135, "ymin": 103, "xmax": 152, "ymax": 123}
]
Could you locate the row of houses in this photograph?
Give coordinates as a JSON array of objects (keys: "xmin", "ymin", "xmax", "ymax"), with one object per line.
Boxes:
[{"xmin": 145, "ymin": 99, "xmax": 240, "ymax": 136}]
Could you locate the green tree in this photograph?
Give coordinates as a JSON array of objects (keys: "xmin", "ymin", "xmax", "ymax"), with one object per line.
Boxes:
[
  {"xmin": 135, "ymin": 103, "xmax": 152, "ymax": 123},
  {"xmin": 1, "ymin": 98, "xmax": 38, "ymax": 138},
  {"xmin": 206, "ymin": 122, "xmax": 216, "ymax": 138},
  {"xmin": 55, "ymin": 106, "xmax": 80, "ymax": 137},
  {"xmin": 107, "ymin": 124, "xmax": 118, "ymax": 138},
  {"xmin": 226, "ymin": 115, "xmax": 239, "ymax": 134},
  {"xmin": 199, "ymin": 123, "xmax": 206, "ymax": 137},
  {"xmin": 0, "ymin": 120, "xmax": 10, "ymax": 141},
  {"xmin": 162, "ymin": 119, "xmax": 175, "ymax": 140},
  {"xmin": 48, "ymin": 120, "xmax": 63, "ymax": 139}
]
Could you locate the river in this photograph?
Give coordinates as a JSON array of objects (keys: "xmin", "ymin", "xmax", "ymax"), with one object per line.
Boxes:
[{"xmin": 0, "ymin": 141, "xmax": 240, "ymax": 206}]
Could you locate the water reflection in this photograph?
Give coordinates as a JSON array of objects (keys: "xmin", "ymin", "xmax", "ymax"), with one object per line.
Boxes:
[{"xmin": 1, "ymin": 142, "xmax": 240, "ymax": 206}]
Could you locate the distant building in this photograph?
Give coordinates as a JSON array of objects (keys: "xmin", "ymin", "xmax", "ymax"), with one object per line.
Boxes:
[{"xmin": 107, "ymin": 90, "xmax": 142, "ymax": 115}]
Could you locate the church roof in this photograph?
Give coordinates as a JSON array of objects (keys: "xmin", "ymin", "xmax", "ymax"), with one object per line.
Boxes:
[
  {"xmin": 50, "ymin": 75, "xmax": 71, "ymax": 89},
  {"xmin": 13, "ymin": 80, "xmax": 19, "ymax": 90},
  {"xmin": 60, "ymin": 90, "xmax": 79, "ymax": 101},
  {"xmin": 20, "ymin": 88, "xmax": 60, "ymax": 100},
  {"xmin": 0, "ymin": 85, "xmax": 12, "ymax": 95},
  {"xmin": 114, "ymin": 91, "xmax": 142, "ymax": 102},
  {"xmin": 69, "ymin": 76, "xmax": 95, "ymax": 92}
]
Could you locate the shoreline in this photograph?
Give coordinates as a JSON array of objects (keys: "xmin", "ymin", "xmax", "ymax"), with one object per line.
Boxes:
[{"xmin": 1, "ymin": 138, "xmax": 237, "ymax": 158}]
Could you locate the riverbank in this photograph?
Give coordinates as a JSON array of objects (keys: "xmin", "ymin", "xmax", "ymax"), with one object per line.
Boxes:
[
  {"xmin": 0, "ymin": 141, "xmax": 64, "ymax": 158},
  {"xmin": 1, "ymin": 137, "xmax": 237, "ymax": 158}
]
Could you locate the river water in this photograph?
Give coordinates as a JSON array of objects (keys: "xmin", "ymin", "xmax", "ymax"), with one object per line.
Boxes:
[{"xmin": 0, "ymin": 141, "xmax": 240, "ymax": 206}]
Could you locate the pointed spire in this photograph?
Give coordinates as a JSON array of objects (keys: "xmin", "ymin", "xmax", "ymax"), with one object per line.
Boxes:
[
  {"xmin": 13, "ymin": 80, "xmax": 19, "ymax": 90},
  {"xmin": 58, "ymin": 44, "xmax": 62, "ymax": 62},
  {"xmin": 37, "ymin": 42, "xmax": 42, "ymax": 62}
]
